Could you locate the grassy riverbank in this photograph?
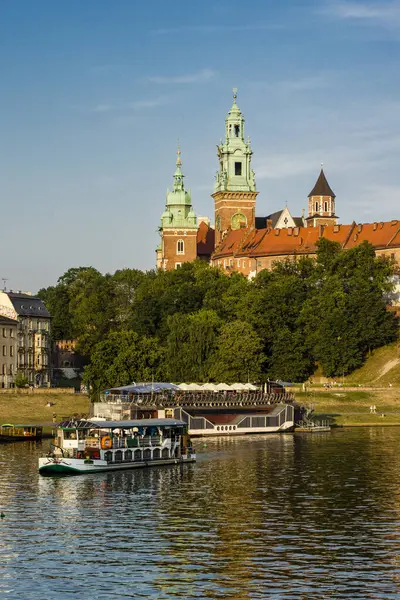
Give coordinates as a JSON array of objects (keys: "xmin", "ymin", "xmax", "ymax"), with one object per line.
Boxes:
[
  {"xmin": 0, "ymin": 392, "xmax": 90, "ymax": 425},
  {"xmin": 298, "ymin": 388, "xmax": 400, "ymax": 426}
]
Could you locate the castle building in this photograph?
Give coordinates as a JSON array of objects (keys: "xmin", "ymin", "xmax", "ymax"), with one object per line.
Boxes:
[
  {"xmin": 156, "ymin": 148, "xmax": 214, "ymax": 270},
  {"xmin": 212, "ymin": 88, "xmax": 258, "ymax": 246},
  {"xmin": 0, "ymin": 291, "xmax": 51, "ymax": 386},
  {"xmin": 0, "ymin": 316, "xmax": 17, "ymax": 388},
  {"xmin": 157, "ymin": 90, "xmax": 400, "ymax": 291}
]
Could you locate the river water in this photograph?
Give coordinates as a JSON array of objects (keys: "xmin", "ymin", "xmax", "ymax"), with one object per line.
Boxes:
[{"xmin": 1, "ymin": 428, "xmax": 400, "ymax": 599}]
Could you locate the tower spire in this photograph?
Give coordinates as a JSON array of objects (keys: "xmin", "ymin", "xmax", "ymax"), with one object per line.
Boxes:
[{"xmin": 176, "ymin": 139, "xmax": 182, "ymax": 167}]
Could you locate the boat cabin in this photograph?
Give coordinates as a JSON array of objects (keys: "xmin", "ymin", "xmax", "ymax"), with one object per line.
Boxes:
[{"xmin": 54, "ymin": 418, "xmax": 191, "ymax": 463}]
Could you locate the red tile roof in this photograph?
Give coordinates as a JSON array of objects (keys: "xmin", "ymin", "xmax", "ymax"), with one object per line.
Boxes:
[
  {"xmin": 197, "ymin": 221, "xmax": 215, "ymax": 256},
  {"xmin": 212, "ymin": 221, "xmax": 400, "ymax": 260}
]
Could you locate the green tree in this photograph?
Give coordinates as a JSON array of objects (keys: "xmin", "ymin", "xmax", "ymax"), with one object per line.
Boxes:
[
  {"xmin": 166, "ymin": 309, "xmax": 221, "ymax": 381},
  {"xmin": 83, "ymin": 331, "xmax": 166, "ymax": 398},
  {"xmin": 303, "ymin": 241, "xmax": 398, "ymax": 377},
  {"xmin": 209, "ymin": 320, "xmax": 265, "ymax": 382}
]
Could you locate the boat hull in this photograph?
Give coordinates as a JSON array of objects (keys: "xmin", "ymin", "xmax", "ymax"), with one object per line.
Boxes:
[
  {"xmin": 38, "ymin": 454, "xmax": 196, "ymax": 476},
  {"xmin": 0, "ymin": 435, "xmax": 41, "ymax": 443}
]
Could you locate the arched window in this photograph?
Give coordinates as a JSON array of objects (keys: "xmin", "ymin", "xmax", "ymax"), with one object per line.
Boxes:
[
  {"xmin": 315, "ymin": 202, "xmax": 318, "ymax": 212},
  {"xmin": 177, "ymin": 239, "xmax": 184, "ymax": 255},
  {"xmin": 324, "ymin": 201, "xmax": 328, "ymax": 212}
]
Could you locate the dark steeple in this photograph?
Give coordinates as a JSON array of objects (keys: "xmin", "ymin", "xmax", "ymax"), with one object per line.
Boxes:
[{"xmin": 308, "ymin": 169, "xmax": 335, "ymax": 198}]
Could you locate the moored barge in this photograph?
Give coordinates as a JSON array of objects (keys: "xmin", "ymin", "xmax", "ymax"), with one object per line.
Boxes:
[
  {"xmin": 38, "ymin": 418, "xmax": 195, "ymax": 476},
  {"xmin": 92, "ymin": 382, "xmax": 304, "ymax": 437}
]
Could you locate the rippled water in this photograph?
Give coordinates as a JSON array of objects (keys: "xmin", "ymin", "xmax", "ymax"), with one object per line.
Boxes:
[{"xmin": 1, "ymin": 429, "xmax": 400, "ymax": 598}]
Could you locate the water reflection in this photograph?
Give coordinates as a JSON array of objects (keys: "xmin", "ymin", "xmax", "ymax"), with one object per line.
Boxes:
[{"xmin": 1, "ymin": 430, "xmax": 400, "ymax": 598}]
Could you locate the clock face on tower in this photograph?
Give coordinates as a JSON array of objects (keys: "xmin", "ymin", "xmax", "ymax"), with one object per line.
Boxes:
[{"xmin": 231, "ymin": 213, "xmax": 247, "ymax": 230}]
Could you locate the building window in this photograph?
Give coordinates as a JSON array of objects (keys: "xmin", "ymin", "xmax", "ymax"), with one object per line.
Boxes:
[
  {"xmin": 1, "ymin": 364, "xmax": 5, "ymax": 375},
  {"xmin": 237, "ymin": 260, "xmax": 241, "ymax": 267},
  {"xmin": 234, "ymin": 124, "xmax": 240, "ymax": 137},
  {"xmin": 235, "ymin": 162, "xmax": 242, "ymax": 176},
  {"xmin": 2, "ymin": 328, "xmax": 6, "ymax": 337},
  {"xmin": 243, "ymin": 261, "xmax": 246, "ymax": 268},
  {"xmin": 9, "ymin": 329, "xmax": 14, "ymax": 338},
  {"xmin": 177, "ymin": 239, "xmax": 184, "ymax": 255},
  {"xmin": 315, "ymin": 202, "xmax": 318, "ymax": 212},
  {"xmin": 10, "ymin": 346, "xmax": 14, "ymax": 357},
  {"xmin": 2, "ymin": 346, "xmax": 6, "ymax": 357},
  {"xmin": 9, "ymin": 365, "xmax": 12, "ymax": 375},
  {"xmin": 324, "ymin": 201, "xmax": 328, "ymax": 212},
  {"xmin": 175, "ymin": 263, "xmax": 182, "ymax": 269}
]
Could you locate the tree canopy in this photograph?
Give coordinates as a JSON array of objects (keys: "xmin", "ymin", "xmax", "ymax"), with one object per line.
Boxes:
[{"xmin": 38, "ymin": 243, "xmax": 398, "ymax": 394}]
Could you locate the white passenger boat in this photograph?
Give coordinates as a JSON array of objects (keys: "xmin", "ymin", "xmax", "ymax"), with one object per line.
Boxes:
[{"xmin": 38, "ymin": 418, "xmax": 196, "ymax": 476}]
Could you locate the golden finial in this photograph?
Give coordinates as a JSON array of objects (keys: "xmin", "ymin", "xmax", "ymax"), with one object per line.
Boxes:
[{"xmin": 176, "ymin": 139, "xmax": 182, "ymax": 166}]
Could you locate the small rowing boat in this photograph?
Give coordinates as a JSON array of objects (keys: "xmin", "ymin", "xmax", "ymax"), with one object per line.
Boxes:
[{"xmin": 38, "ymin": 418, "xmax": 196, "ymax": 476}]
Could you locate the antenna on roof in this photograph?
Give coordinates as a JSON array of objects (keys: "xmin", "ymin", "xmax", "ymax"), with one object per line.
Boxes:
[{"xmin": 1, "ymin": 278, "xmax": 8, "ymax": 291}]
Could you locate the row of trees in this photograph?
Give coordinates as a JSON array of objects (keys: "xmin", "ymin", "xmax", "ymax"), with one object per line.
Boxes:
[{"xmin": 38, "ymin": 240, "xmax": 398, "ymax": 394}]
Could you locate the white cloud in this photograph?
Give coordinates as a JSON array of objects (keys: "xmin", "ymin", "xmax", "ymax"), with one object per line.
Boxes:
[
  {"xmin": 322, "ymin": 1, "xmax": 400, "ymax": 24},
  {"xmin": 147, "ymin": 68, "xmax": 216, "ymax": 85}
]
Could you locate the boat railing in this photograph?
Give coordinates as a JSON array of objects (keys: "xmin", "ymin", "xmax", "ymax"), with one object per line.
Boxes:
[{"xmin": 85, "ymin": 435, "xmax": 174, "ymax": 451}]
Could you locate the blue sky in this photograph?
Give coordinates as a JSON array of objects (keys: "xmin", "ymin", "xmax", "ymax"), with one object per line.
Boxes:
[{"xmin": 1, "ymin": 0, "xmax": 399, "ymax": 291}]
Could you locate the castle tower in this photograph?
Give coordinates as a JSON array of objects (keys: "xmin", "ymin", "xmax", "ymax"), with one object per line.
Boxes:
[
  {"xmin": 212, "ymin": 89, "xmax": 258, "ymax": 246},
  {"xmin": 306, "ymin": 168, "xmax": 338, "ymax": 228},
  {"xmin": 156, "ymin": 147, "xmax": 198, "ymax": 270}
]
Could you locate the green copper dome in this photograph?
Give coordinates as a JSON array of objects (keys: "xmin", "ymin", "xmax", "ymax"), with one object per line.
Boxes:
[{"xmin": 160, "ymin": 146, "xmax": 198, "ymax": 229}]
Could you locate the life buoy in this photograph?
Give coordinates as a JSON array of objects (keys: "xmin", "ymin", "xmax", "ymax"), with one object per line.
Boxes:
[{"xmin": 101, "ymin": 436, "xmax": 112, "ymax": 449}]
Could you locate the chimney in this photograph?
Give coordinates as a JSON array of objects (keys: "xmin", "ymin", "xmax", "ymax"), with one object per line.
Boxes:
[
  {"xmin": 287, "ymin": 227, "xmax": 293, "ymax": 236},
  {"xmin": 266, "ymin": 218, "xmax": 273, "ymax": 229},
  {"xmin": 293, "ymin": 227, "xmax": 299, "ymax": 237},
  {"xmin": 318, "ymin": 224, "xmax": 324, "ymax": 237},
  {"xmin": 333, "ymin": 224, "xmax": 340, "ymax": 233},
  {"xmin": 373, "ymin": 222, "xmax": 378, "ymax": 231},
  {"xmin": 274, "ymin": 229, "xmax": 280, "ymax": 236},
  {"xmin": 357, "ymin": 223, "xmax": 363, "ymax": 233}
]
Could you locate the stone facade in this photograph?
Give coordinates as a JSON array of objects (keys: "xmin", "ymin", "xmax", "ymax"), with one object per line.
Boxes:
[
  {"xmin": 158, "ymin": 229, "xmax": 198, "ymax": 271},
  {"xmin": 0, "ymin": 291, "xmax": 52, "ymax": 386},
  {"xmin": 0, "ymin": 316, "xmax": 18, "ymax": 388}
]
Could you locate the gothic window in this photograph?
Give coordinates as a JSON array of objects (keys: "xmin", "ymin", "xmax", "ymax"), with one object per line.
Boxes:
[
  {"xmin": 315, "ymin": 202, "xmax": 318, "ymax": 212},
  {"xmin": 177, "ymin": 239, "xmax": 184, "ymax": 255},
  {"xmin": 235, "ymin": 162, "xmax": 242, "ymax": 176},
  {"xmin": 324, "ymin": 201, "xmax": 328, "ymax": 212},
  {"xmin": 234, "ymin": 124, "xmax": 240, "ymax": 137}
]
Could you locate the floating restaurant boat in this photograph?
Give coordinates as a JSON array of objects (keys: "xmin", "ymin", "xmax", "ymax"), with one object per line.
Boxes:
[
  {"xmin": 92, "ymin": 381, "xmax": 304, "ymax": 437},
  {"xmin": 38, "ymin": 418, "xmax": 195, "ymax": 476},
  {"xmin": 0, "ymin": 423, "xmax": 43, "ymax": 443}
]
